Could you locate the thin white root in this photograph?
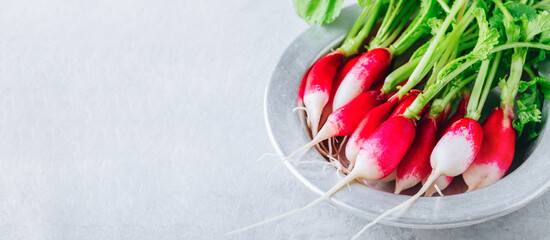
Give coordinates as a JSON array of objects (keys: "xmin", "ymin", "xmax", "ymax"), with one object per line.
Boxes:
[
  {"xmin": 337, "ymin": 136, "xmax": 348, "ymax": 154},
  {"xmin": 227, "ymin": 173, "xmax": 358, "ymax": 235},
  {"xmin": 292, "ymin": 106, "xmax": 309, "ymax": 114},
  {"xmin": 351, "ymin": 172, "xmax": 441, "ymax": 240},
  {"xmin": 256, "ymin": 153, "xmax": 285, "ymax": 162},
  {"xmin": 434, "ymin": 184, "xmax": 444, "ymax": 197}
]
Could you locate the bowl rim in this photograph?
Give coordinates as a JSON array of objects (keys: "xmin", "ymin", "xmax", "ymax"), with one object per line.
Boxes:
[{"xmin": 264, "ymin": 4, "xmax": 550, "ymax": 229}]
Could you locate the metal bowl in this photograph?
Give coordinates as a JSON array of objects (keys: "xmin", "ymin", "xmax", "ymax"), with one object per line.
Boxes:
[{"xmin": 264, "ymin": 5, "xmax": 550, "ymax": 228}]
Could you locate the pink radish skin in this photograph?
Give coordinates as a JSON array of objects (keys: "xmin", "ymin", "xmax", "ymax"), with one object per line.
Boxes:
[
  {"xmin": 345, "ymin": 88, "xmax": 421, "ymax": 166},
  {"xmin": 395, "ymin": 117, "xmax": 438, "ymax": 194},
  {"xmin": 353, "ymin": 116, "xmax": 416, "ymax": 180},
  {"xmin": 332, "ymin": 48, "xmax": 392, "ymax": 111},
  {"xmin": 287, "ymin": 91, "xmax": 383, "ymax": 159},
  {"xmin": 462, "ymin": 107, "xmax": 515, "ymax": 191},
  {"xmin": 319, "ymin": 55, "xmax": 361, "ymax": 128},
  {"xmin": 439, "ymin": 92, "xmax": 470, "ymax": 138},
  {"xmin": 389, "ymin": 90, "xmax": 429, "ymax": 119},
  {"xmin": 395, "ymin": 102, "xmax": 452, "ymax": 194},
  {"xmin": 297, "ymin": 67, "xmax": 311, "ymax": 106},
  {"xmin": 330, "ymin": 55, "xmax": 361, "ymax": 106},
  {"xmin": 229, "ymin": 114, "xmax": 417, "ymax": 235},
  {"xmin": 429, "ymin": 118, "xmax": 484, "ymax": 176},
  {"xmin": 345, "ymin": 97, "xmax": 399, "ymax": 165},
  {"xmin": 358, "ymin": 118, "xmax": 483, "ymax": 233},
  {"xmin": 303, "ymin": 50, "xmax": 344, "ymax": 136}
]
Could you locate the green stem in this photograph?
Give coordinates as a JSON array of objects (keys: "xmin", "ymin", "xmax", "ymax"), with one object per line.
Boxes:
[
  {"xmin": 380, "ymin": 58, "xmax": 421, "ymax": 94},
  {"xmin": 403, "ymin": 57, "xmax": 478, "ymax": 119},
  {"xmin": 465, "ymin": 60, "xmax": 491, "ymax": 120},
  {"xmin": 377, "ymin": 0, "xmax": 397, "ymax": 39},
  {"xmin": 524, "ymin": 66, "xmax": 536, "ymax": 80},
  {"xmin": 493, "ymin": 0, "xmax": 513, "ymax": 22},
  {"xmin": 437, "ymin": 0, "xmax": 451, "ymax": 13},
  {"xmin": 370, "ymin": 0, "xmax": 416, "ymax": 50},
  {"xmin": 457, "ymin": 40, "xmax": 477, "ymax": 53},
  {"xmin": 339, "ymin": 0, "xmax": 383, "ymax": 56},
  {"xmin": 390, "ymin": 0, "xmax": 438, "ymax": 55},
  {"xmin": 501, "ymin": 49, "xmax": 528, "ymax": 108},
  {"xmin": 477, "ymin": 51, "xmax": 502, "ymax": 113},
  {"xmin": 342, "ymin": 6, "xmax": 372, "ymax": 44},
  {"xmin": 395, "ymin": 0, "xmax": 468, "ymax": 99},
  {"xmin": 378, "ymin": 14, "xmax": 410, "ymax": 49},
  {"xmin": 489, "ymin": 42, "xmax": 550, "ymax": 54},
  {"xmin": 429, "ymin": 75, "xmax": 475, "ymax": 117}
]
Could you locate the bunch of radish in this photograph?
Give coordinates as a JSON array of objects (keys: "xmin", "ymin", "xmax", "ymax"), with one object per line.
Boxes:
[{"xmin": 231, "ymin": 0, "xmax": 550, "ymax": 238}]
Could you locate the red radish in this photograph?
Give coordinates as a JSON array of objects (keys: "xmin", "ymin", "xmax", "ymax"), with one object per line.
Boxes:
[
  {"xmin": 303, "ymin": 50, "xmax": 344, "ymax": 136},
  {"xmin": 395, "ymin": 117, "xmax": 438, "ymax": 194},
  {"xmin": 287, "ymin": 91, "xmax": 383, "ymax": 159},
  {"xmin": 319, "ymin": 55, "xmax": 361, "ymax": 128},
  {"xmin": 462, "ymin": 107, "xmax": 515, "ymax": 191},
  {"xmin": 356, "ymin": 118, "xmax": 483, "ymax": 235},
  {"xmin": 332, "ymin": 48, "xmax": 392, "ymax": 111},
  {"xmin": 330, "ymin": 55, "xmax": 361, "ymax": 106},
  {"xmin": 389, "ymin": 90, "xmax": 429, "ymax": 118},
  {"xmin": 353, "ymin": 116, "xmax": 417, "ymax": 179},
  {"xmin": 297, "ymin": 67, "xmax": 311, "ymax": 107},
  {"xmin": 344, "ymin": 97, "xmax": 399, "ymax": 166},
  {"xmin": 394, "ymin": 74, "xmax": 472, "ymax": 194},
  {"xmin": 439, "ymin": 91, "xmax": 470, "ymax": 137}
]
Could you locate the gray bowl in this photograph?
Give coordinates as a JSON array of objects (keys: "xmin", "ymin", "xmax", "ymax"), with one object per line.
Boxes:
[{"xmin": 264, "ymin": 5, "xmax": 550, "ymax": 229}]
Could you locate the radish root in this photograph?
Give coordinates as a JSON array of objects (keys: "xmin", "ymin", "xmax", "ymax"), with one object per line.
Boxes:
[
  {"xmin": 352, "ymin": 172, "xmax": 441, "ymax": 240},
  {"xmin": 228, "ymin": 173, "xmax": 359, "ymax": 235},
  {"xmin": 434, "ymin": 184, "xmax": 444, "ymax": 197}
]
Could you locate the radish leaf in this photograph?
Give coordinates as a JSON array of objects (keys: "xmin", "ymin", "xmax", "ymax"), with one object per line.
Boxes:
[{"xmin": 292, "ymin": 0, "xmax": 345, "ymax": 24}]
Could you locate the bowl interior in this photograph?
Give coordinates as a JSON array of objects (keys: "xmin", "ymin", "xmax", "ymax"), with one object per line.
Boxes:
[{"xmin": 264, "ymin": 5, "xmax": 550, "ymax": 229}]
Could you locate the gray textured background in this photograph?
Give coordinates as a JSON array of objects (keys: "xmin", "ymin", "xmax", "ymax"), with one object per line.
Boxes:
[{"xmin": 0, "ymin": 0, "xmax": 548, "ymax": 239}]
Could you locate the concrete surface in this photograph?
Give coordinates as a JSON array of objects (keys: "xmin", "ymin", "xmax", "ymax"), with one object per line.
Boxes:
[{"xmin": 0, "ymin": 0, "xmax": 548, "ymax": 239}]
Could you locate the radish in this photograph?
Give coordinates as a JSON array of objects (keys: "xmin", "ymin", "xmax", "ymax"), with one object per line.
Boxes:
[
  {"xmin": 319, "ymin": 55, "xmax": 362, "ymax": 128},
  {"xmin": 345, "ymin": 88, "xmax": 424, "ymax": 166},
  {"xmin": 332, "ymin": 48, "xmax": 393, "ymax": 110},
  {"xmin": 332, "ymin": 0, "xmax": 442, "ymax": 110},
  {"xmin": 461, "ymin": 0, "xmax": 550, "ymax": 190},
  {"xmin": 395, "ymin": 117, "xmax": 438, "ymax": 193},
  {"xmin": 353, "ymin": 117, "xmax": 483, "ymax": 237},
  {"xmin": 462, "ymin": 107, "xmax": 515, "ymax": 191},
  {"xmin": 301, "ymin": 1, "xmax": 384, "ymax": 137},
  {"xmin": 344, "ymin": 97, "xmax": 399, "ymax": 167},
  {"xmin": 439, "ymin": 89, "xmax": 470, "ymax": 138},
  {"xmin": 351, "ymin": 4, "xmax": 500, "ymax": 236},
  {"xmin": 395, "ymin": 75, "xmax": 474, "ymax": 194},
  {"xmin": 303, "ymin": 51, "xmax": 344, "ymax": 137},
  {"xmin": 288, "ymin": 91, "xmax": 384, "ymax": 160},
  {"xmin": 389, "ymin": 90, "xmax": 428, "ymax": 118}
]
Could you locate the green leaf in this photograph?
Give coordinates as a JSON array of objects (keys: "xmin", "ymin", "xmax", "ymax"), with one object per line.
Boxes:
[
  {"xmin": 513, "ymin": 100, "xmax": 542, "ymax": 137},
  {"xmin": 292, "ymin": 0, "xmax": 345, "ymax": 25},
  {"xmin": 526, "ymin": 11, "xmax": 550, "ymax": 41},
  {"xmin": 525, "ymin": 48, "xmax": 547, "ymax": 68},
  {"xmin": 471, "ymin": 8, "xmax": 500, "ymax": 59},
  {"xmin": 437, "ymin": 7, "xmax": 499, "ymax": 82},
  {"xmin": 427, "ymin": 17, "xmax": 444, "ymax": 36},
  {"xmin": 514, "ymin": 75, "xmax": 550, "ymax": 139},
  {"xmin": 506, "ymin": 2, "xmax": 537, "ymax": 21},
  {"xmin": 534, "ymin": 0, "xmax": 550, "ymax": 11}
]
